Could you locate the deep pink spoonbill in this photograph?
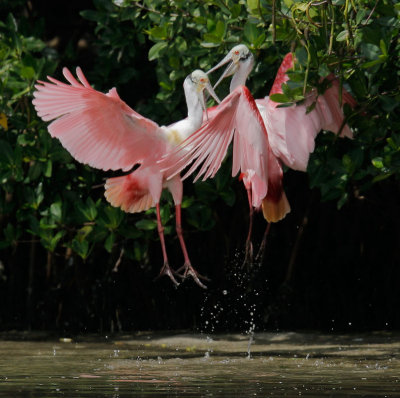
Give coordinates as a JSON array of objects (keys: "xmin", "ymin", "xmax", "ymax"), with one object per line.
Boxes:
[
  {"xmin": 162, "ymin": 45, "xmax": 290, "ymax": 262},
  {"xmin": 163, "ymin": 44, "xmax": 356, "ymax": 261},
  {"xmin": 33, "ymin": 68, "xmax": 220, "ymax": 288}
]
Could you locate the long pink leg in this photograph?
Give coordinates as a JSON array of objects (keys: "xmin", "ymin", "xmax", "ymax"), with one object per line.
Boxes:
[
  {"xmin": 175, "ymin": 204, "xmax": 208, "ymax": 289},
  {"xmin": 242, "ymin": 187, "xmax": 254, "ymax": 266},
  {"xmin": 255, "ymin": 222, "xmax": 271, "ymax": 263},
  {"xmin": 155, "ymin": 203, "xmax": 179, "ymax": 286}
]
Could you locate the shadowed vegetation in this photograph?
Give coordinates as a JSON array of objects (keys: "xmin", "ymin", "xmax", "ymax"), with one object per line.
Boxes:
[{"xmin": 0, "ymin": 0, "xmax": 399, "ymax": 333}]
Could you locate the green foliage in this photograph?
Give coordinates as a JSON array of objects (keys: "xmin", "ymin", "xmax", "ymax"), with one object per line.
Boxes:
[
  {"xmin": 95, "ymin": 0, "xmax": 399, "ymax": 209},
  {"xmin": 0, "ymin": 0, "xmax": 399, "ymax": 281},
  {"xmin": 0, "ymin": 9, "xmax": 152, "ymax": 267}
]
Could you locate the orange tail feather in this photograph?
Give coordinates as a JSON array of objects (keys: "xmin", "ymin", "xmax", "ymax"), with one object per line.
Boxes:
[{"xmin": 262, "ymin": 190, "xmax": 291, "ymax": 223}]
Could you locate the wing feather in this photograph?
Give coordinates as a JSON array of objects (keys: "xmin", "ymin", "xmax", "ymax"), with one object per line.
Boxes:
[
  {"xmin": 258, "ymin": 55, "xmax": 356, "ymax": 172},
  {"xmin": 33, "ymin": 67, "xmax": 166, "ymax": 172},
  {"xmin": 163, "ymin": 86, "xmax": 269, "ymax": 207}
]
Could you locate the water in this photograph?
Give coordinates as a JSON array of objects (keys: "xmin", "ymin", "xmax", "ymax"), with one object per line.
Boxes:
[{"xmin": 0, "ymin": 331, "xmax": 399, "ymax": 397}]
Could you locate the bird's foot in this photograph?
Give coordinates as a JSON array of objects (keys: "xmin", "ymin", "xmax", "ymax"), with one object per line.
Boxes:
[
  {"xmin": 242, "ymin": 240, "xmax": 254, "ymax": 268},
  {"xmin": 176, "ymin": 263, "xmax": 209, "ymax": 289},
  {"xmin": 156, "ymin": 262, "xmax": 180, "ymax": 287}
]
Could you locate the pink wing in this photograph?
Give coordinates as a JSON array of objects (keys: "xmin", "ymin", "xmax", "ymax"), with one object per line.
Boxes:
[
  {"xmin": 33, "ymin": 67, "xmax": 166, "ymax": 172},
  {"xmin": 163, "ymin": 86, "xmax": 269, "ymax": 208},
  {"xmin": 261, "ymin": 53, "xmax": 355, "ymax": 172},
  {"xmin": 260, "ymin": 52, "xmax": 317, "ymax": 171},
  {"xmin": 317, "ymin": 77, "xmax": 356, "ymax": 139},
  {"xmin": 259, "ymin": 95, "xmax": 321, "ymax": 172}
]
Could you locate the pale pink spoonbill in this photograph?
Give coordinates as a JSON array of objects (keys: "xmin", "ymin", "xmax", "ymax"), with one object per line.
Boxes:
[{"xmin": 33, "ymin": 68, "xmax": 220, "ymax": 288}]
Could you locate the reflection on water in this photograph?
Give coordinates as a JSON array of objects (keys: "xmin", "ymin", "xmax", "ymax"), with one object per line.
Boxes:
[{"xmin": 0, "ymin": 331, "xmax": 399, "ymax": 397}]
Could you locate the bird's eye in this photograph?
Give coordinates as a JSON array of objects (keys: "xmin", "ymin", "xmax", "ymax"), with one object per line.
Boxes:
[
  {"xmin": 234, "ymin": 50, "xmax": 239, "ymax": 55},
  {"xmin": 200, "ymin": 78, "xmax": 206, "ymax": 82}
]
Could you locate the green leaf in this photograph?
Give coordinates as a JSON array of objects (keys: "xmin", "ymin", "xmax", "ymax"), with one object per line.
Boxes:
[
  {"xmin": 247, "ymin": 0, "xmax": 258, "ymax": 12},
  {"xmin": 135, "ymin": 219, "xmax": 157, "ymax": 230},
  {"xmin": 360, "ymin": 42, "xmax": 380, "ymax": 60},
  {"xmin": 356, "ymin": 9, "xmax": 368, "ymax": 25},
  {"xmin": 230, "ymin": 4, "xmax": 242, "ymax": 18},
  {"xmin": 44, "ymin": 160, "xmax": 52, "ymax": 177},
  {"xmin": 337, "ymin": 192, "xmax": 348, "ymax": 209},
  {"xmin": 76, "ymin": 225, "xmax": 93, "ymax": 242},
  {"xmin": 79, "ymin": 198, "xmax": 98, "ymax": 221},
  {"xmin": 50, "ymin": 202, "xmax": 62, "ymax": 222},
  {"xmin": 104, "ymin": 232, "xmax": 115, "ymax": 253},
  {"xmin": 244, "ymin": 21, "xmax": 259, "ymax": 44},
  {"xmin": 215, "ymin": 20, "xmax": 226, "ymax": 39},
  {"xmin": 72, "ymin": 239, "xmax": 89, "ymax": 260},
  {"xmin": 148, "ymin": 41, "xmax": 168, "ymax": 61},
  {"xmin": 203, "ymin": 33, "xmax": 222, "ymax": 44},
  {"xmin": 372, "ymin": 157, "xmax": 384, "ymax": 169},
  {"xmin": 200, "ymin": 42, "xmax": 220, "ymax": 48},
  {"xmin": 100, "ymin": 206, "xmax": 123, "ymax": 229},
  {"xmin": 295, "ymin": 47, "xmax": 308, "ymax": 66},
  {"xmin": 336, "ymin": 30, "xmax": 348, "ymax": 42},
  {"xmin": 269, "ymin": 93, "xmax": 291, "ymax": 103},
  {"xmin": 80, "ymin": 10, "xmax": 101, "ymax": 21},
  {"xmin": 20, "ymin": 66, "xmax": 35, "ymax": 79},
  {"xmin": 146, "ymin": 25, "xmax": 168, "ymax": 40},
  {"xmin": 379, "ymin": 39, "xmax": 387, "ymax": 57},
  {"xmin": 175, "ymin": 36, "xmax": 187, "ymax": 53}
]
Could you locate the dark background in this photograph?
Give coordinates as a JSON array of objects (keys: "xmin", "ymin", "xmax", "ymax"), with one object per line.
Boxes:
[{"xmin": 1, "ymin": 0, "xmax": 399, "ymax": 335}]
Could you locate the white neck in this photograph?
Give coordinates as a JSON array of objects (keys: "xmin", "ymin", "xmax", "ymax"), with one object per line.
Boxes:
[
  {"xmin": 230, "ymin": 57, "xmax": 254, "ymax": 92},
  {"xmin": 183, "ymin": 78, "xmax": 203, "ymax": 130}
]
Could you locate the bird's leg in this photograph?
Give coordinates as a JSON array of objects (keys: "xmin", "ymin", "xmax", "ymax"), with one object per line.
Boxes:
[
  {"xmin": 155, "ymin": 203, "xmax": 180, "ymax": 286},
  {"xmin": 242, "ymin": 188, "xmax": 254, "ymax": 267},
  {"xmin": 255, "ymin": 222, "xmax": 271, "ymax": 264},
  {"xmin": 174, "ymin": 204, "xmax": 208, "ymax": 289}
]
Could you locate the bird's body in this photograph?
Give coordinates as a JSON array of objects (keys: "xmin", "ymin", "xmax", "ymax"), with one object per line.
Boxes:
[
  {"xmin": 33, "ymin": 67, "xmax": 219, "ymax": 287},
  {"xmin": 161, "ymin": 45, "xmax": 289, "ymax": 262},
  {"xmin": 163, "ymin": 45, "xmax": 355, "ymax": 262},
  {"xmin": 163, "ymin": 47, "xmax": 290, "ymax": 215}
]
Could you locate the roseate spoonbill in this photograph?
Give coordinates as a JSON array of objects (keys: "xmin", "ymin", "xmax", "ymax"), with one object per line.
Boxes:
[
  {"xmin": 163, "ymin": 44, "xmax": 355, "ymax": 262},
  {"xmin": 206, "ymin": 44, "xmax": 355, "ymax": 186},
  {"xmin": 33, "ymin": 68, "xmax": 220, "ymax": 288},
  {"xmin": 162, "ymin": 45, "xmax": 290, "ymax": 262}
]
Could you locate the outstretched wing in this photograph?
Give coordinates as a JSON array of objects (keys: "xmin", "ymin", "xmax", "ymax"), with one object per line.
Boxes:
[
  {"xmin": 259, "ymin": 95, "xmax": 321, "ymax": 172},
  {"xmin": 33, "ymin": 67, "xmax": 165, "ymax": 172},
  {"xmin": 163, "ymin": 86, "xmax": 269, "ymax": 207},
  {"xmin": 317, "ymin": 77, "xmax": 356, "ymax": 139},
  {"xmin": 261, "ymin": 53, "xmax": 355, "ymax": 172}
]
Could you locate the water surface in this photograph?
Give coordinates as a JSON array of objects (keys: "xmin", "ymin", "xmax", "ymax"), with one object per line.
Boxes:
[{"xmin": 0, "ymin": 331, "xmax": 399, "ymax": 397}]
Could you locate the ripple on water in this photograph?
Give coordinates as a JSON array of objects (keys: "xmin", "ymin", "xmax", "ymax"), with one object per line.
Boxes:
[{"xmin": 0, "ymin": 331, "xmax": 399, "ymax": 397}]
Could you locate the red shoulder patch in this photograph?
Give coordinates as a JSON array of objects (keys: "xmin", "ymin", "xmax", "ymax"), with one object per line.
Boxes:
[{"xmin": 270, "ymin": 53, "xmax": 294, "ymax": 95}]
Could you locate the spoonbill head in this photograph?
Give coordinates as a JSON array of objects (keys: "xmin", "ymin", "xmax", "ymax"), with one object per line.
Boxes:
[{"xmin": 208, "ymin": 44, "xmax": 255, "ymax": 92}]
